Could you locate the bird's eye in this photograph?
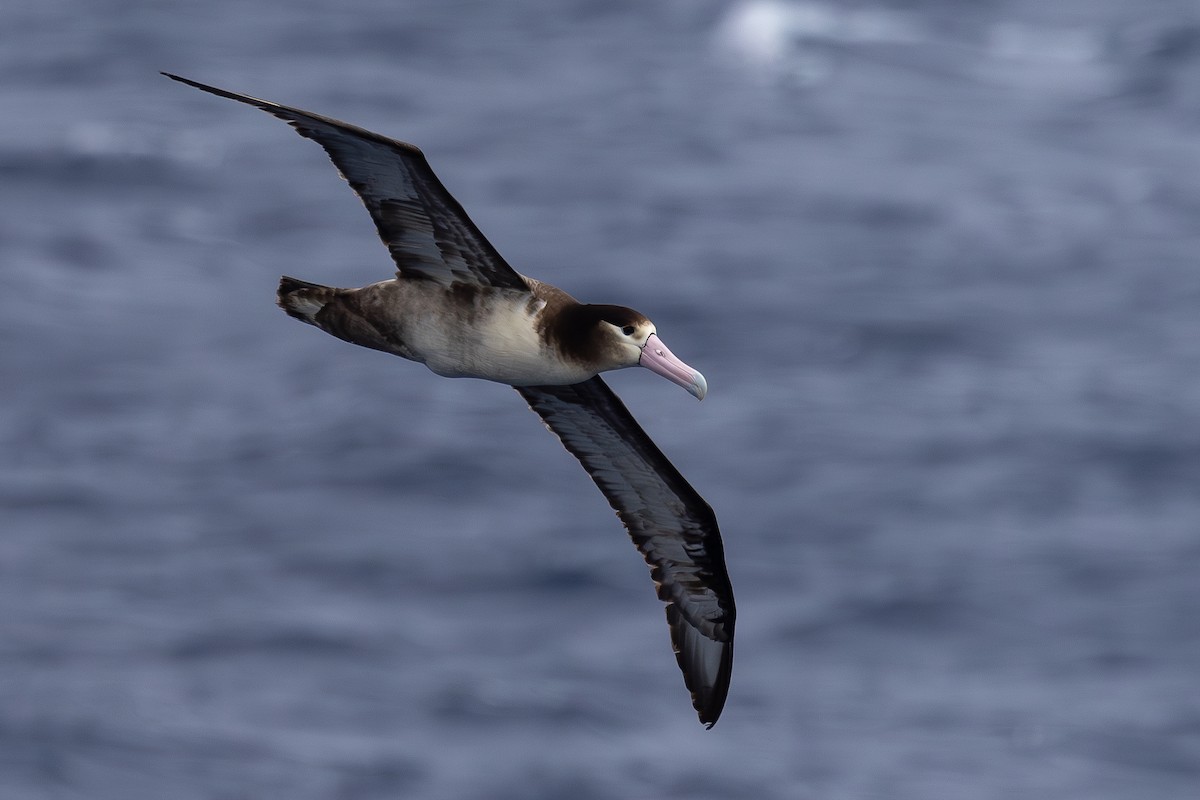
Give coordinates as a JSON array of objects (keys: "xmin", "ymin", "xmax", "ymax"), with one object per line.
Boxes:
[{"xmin": 622, "ymin": 325, "xmax": 635, "ymax": 336}]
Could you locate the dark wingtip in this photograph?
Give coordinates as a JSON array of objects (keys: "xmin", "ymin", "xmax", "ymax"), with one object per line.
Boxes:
[
  {"xmin": 161, "ymin": 72, "xmax": 201, "ymax": 89},
  {"xmin": 666, "ymin": 604, "xmax": 734, "ymax": 728},
  {"xmin": 161, "ymin": 72, "xmax": 263, "ymax": 106}
]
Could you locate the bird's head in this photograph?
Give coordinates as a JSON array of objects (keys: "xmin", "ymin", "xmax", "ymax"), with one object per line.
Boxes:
[{"xmin": 579, "ymin": 305, "xmax": 707, "ymax": 400}]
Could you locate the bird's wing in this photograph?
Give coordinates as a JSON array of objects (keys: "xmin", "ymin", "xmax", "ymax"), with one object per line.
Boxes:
[
  {"xmin": 164, "ymin": 73, "xmax": 528, "ymax": 291},
  {"xmin": 516, "ymin": 378, "xmax": 735, "ymax": 727}
]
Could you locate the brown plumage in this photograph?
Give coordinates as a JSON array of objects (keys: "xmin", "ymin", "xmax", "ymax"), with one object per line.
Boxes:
[{"xmin": 167, "ymin": 73, "xmax": 735, "ymax": 726}]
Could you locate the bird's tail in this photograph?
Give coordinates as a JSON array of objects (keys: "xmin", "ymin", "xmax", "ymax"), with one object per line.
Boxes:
[{"xmin": 277, "ymin": 276, "xmax": 339, "ymax": 326}]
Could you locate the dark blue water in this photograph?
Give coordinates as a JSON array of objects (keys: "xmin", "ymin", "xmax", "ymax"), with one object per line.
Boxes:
[{"xmin": 4, "ymin": 1, "xmax": 1200, "ymax": 797}]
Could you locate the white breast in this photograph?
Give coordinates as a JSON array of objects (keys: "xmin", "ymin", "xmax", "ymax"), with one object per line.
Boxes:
[{"xmin": 410, "ymin": 289, "xmax": 596, "ymax": 387}]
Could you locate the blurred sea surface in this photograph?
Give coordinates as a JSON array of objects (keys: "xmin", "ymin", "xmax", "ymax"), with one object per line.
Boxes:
[{"xmin": 3, "ymin": 1, "xmax": 1200, "ymax": 798}]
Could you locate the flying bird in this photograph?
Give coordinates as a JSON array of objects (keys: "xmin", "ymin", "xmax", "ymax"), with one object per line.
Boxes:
[{"xmin": 164, "ymin": 73, "xmax": 736, "ymax": 727}]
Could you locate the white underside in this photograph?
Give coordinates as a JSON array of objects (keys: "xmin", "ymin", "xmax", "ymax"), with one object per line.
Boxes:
[{"xmin": 384, "ymin": 281, "xmax": 598, "ymax": 386}]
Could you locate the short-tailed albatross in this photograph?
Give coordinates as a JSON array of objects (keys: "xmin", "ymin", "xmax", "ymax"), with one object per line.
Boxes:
[{"xmin": 164, "ymin": 73, "xmax": 735, "ymax": 727}]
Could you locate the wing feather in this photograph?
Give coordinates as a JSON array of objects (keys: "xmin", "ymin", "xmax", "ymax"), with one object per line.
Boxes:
[
  {"xmin": 163, "ymin": 73, "xmax": 527, "ymax": 291},
  {"xmin": 517, "ymin": 378, "xmax": 735, "ymax": 727}
]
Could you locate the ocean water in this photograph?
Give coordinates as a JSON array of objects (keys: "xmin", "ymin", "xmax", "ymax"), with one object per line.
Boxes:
[{"xmin": 3, "ymin": 1, "xmax": 1199, "ymax": 797}]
